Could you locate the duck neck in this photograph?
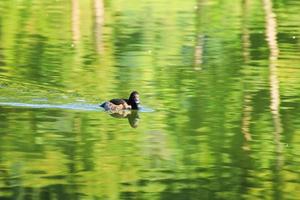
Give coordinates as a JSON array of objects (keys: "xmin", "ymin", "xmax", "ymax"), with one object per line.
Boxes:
[
  {"xmin": 130, "ymin": 102, "xmax": 138, "ymax": 109},
  {"xmin": 128, "ymin": 95, "xmax": 139, "ymax": 109}
]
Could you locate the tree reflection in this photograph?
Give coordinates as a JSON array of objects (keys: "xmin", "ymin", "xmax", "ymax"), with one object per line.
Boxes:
[
  {"xmin": 72, "ymin": 0, "xmax": 80, "ymax": 44},
  {"xmin": 263, "ymin": 0, "xmax": 283, "ymax": 165},
  {"xmin": 94, "ymin": 0, "xmax": 105, "ymax": 54},
  {"xmin": 263, "ymin": 0, "xmax": 284, "ymax": 198},
  {"xmin": 241, "ymin": 0, "xmax": 252, "ymax": 151}
]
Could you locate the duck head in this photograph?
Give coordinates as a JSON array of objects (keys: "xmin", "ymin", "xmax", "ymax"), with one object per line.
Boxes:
[{"xmin": 128, "ymin": 91, "xmax": 140, "ymax": 109}]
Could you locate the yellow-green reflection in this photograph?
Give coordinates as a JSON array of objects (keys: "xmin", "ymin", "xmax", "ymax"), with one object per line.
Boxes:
[{"xmin": 0, "ymin": 0, "xmax": 300, "ymax": 199}]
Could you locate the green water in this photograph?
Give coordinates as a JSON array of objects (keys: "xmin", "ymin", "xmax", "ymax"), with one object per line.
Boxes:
[{"xmin": 1, "ymin": 0, "xmax": 300, "ymax": 199}]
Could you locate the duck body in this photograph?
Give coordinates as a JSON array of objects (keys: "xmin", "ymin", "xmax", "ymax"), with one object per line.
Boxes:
[
  {"xmin": 109, "ymin": 98, "xmax": 130, "ymax": 105},
  {"xmin": 100, "ymin": 91, "xmax": 140, "ymax": 111}
]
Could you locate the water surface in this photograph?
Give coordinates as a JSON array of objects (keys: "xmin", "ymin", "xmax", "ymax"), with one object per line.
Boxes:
[{"xmin": 0, "ymin": 0, "xmax": 300, "ymax": 199}]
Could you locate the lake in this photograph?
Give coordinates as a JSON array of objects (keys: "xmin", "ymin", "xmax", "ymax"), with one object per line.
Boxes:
[{"xmin": 0, "ymin": 0, "xmax": 300, "ymax": 199}]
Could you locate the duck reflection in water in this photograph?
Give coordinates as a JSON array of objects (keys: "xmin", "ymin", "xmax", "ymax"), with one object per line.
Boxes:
[
  {"xmin": 100, "ymin": 91, "xmax": 141, "ymax": 128},
  {"xmin": 108, "ymin": 110, "xmax": 140, "ymax": 128}
]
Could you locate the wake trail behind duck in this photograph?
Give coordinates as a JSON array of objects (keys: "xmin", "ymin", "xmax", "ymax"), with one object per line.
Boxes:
[{"xmin": 0, "ymin": 102, "xmax": 101, "ymax": 111}]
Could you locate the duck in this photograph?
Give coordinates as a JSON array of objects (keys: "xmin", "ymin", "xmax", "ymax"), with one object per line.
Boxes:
[{"xmin": 100, "ymin": 91, "xmax": 140, "ymax": 111}]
